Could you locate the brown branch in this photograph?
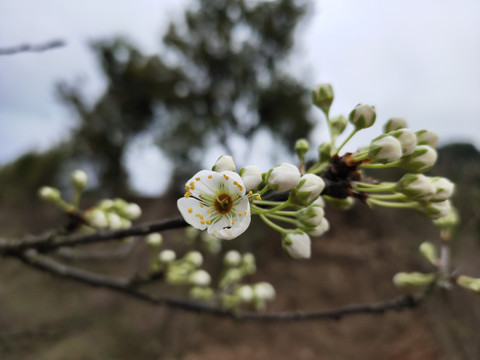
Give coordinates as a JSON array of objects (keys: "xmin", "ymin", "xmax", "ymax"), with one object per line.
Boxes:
[
  {"xmin": 0, "ymin": 217, "xmax": 188, "ymax": 255},
  {"xmin": 14, "ymin": 250, "xmax": 425, "ymax": 322},
  {"xmin": 0, "ymin": 39, "xmax": 65, "ymax": 55}
]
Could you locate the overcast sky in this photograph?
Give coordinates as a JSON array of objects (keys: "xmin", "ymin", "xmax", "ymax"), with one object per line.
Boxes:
[{"xmin": 1, "ymin": 0, "xmax": 479, "ymax": 195}]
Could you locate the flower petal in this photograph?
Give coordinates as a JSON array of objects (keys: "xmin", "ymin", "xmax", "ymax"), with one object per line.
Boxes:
[
  {"xmin": 177, "ymin": 197, "xmax": 210, "ymax": 230},
  {"xmin": 207, "ymin": 198, "xmax": 251, "ymax": 240}
]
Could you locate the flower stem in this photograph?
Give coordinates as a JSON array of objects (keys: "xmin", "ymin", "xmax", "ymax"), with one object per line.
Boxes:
[
  {"xmin": 259, "ymin": 214, "xmax": 287, "ymax": 235},
  {"xmin": 360, "ymin": 161, "xmax": 401, "ymax": 169},
  {"xmin": 336, "ymin": 129, "xmax": 358, "ymax": 154},
  {"xmin": 265, "ymin": 213, "xmax": 298, "ymax": 226},
  {"xmin": 367, "ymin": 198, "xmax": 418, "ymax": 209}
]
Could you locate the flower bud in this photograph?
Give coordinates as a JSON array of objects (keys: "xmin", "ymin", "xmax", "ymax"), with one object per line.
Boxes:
[
  {"xmin": 348, "ymin": 104, "xmax": 376, "ymax": 130},
  {"xmin": 294, "ymin": 138, "xmax": 310, "ymax": 161},
  {"xmin": 396, "ymin": 174, "xmax": 435, "ymax": 201},
  {"xmin": 282, "ymin": 230, "xmax": 311, "ymax": 259},
  {"xmin": 107, "ymin": 213, "xmax": 123, "ymax": 229},
  {"xmin": 433, "ymin": 206, "xmax": 459, "ymax": 230},
  {"xmin": 430, "ymin": 177, "xmax": 455, "ymax": 202},
  {"xmin": 384, "ymin": 117, "xmax": 408, "ymax": 133},
  {"xmin": 184, "ymin": 251, "xmax": 204, "ymax": 267},
  {"xmin": 124, "ymin": 203, "xmax": 142, "ymax": 220},
  {"xmin": 419, "ymin": 200, "xmax": 451, "ymax": 219},
  {"xmin": 224, "ymin": 250, "xmax": 242, "ymax": 267},
  {"xmin": 368, "ymin": 135, "xmax": 402, "ymax": 164},
  {"xmin": 189, "ymin": 270, "xmax": 211, "ymax": 286},
  {"xmin": 306, "ymin": 217, "xmax": 330, "ymax": 237},
  {"xmin": 266, "ymin": 163, "xmax": 301, "ymax": 192},
  {"xmin": 145, "ymin": 233, "xmax": 163, "ymax": 248},
  {"xmin": 236, "ymin": 285, "xmax": 254, "ymax": 302},
  {"xmin": 416, "ymin": 129, "xmax": 439, "ymax": 148},
  {"xmin": 71, "ymin": 170, "xmax": 88, "ymax": 190},
  {"xmin": 419, "ymin": 242, "xmax": 438, "ymax": 266},
  {"xmin": 38, "ymin": 186, "xmax": 61, "ymax": 203},
  {"xmin": 253, "ymin": 282, "xmax": 276, "ymax": 300},
  {"xmin": 239, "ymin": 165, "xmax": 262, "ymax": 191},
  {"xmin": 297, "ymin": 204, "xmax": 325, "ymax": 228},
  {"xmin": 456, "ymin": 275, "xmax": 480, "ymax": 294},
  {"xmin": 318, "ymin": 142, "xmax": 332, "ymax": 163},
  {"xmin": 212, "ymin": 155, "xmax": 235, "ymax": 172},
  {"xmin": 388, "ymin": 128, "xmax": 417, "ymax": 156},
  {"xmin": 241, "ymin": 253, "xmax": 256, "ymax": 274},
  {"xmin": 400, "ymin": 145, "xmax": 437, "ymax": 173},
  {"xmin": 86, "ymin": 209, "xmax": 108, "ymax": 228},
  {"xmin": 290, "ymin": 174, "xmax": 325, "ymax": 206},
  {"xmin": 312, "ymin": 196, "xmax": 325, "ymax": 208},
  {"xmin": 330, "ymin": 115, "xmax": 348, "ymax": 136},
  {"xmin": 324, "ymin": 196, "xmax": 355, "ymax": 210},
  {"xmin": 312, "ymin": 83, "xmax": 334, "ymax": 114},
  {"xmin": 393, "ymin": 272, "xmax": 436, "ymax": 287},
  {"xmin": 159, "ymin": 250, "xmax": 176, "ymax": 263},
  {"xmin": 189, "ymin": 286, "xmax": 214, "ymax": 300}
]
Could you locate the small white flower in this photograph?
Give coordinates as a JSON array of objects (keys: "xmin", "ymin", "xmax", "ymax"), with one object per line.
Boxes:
[
  {"xmin": 401, "ymin": 145, "xmax": 437, "ymax": 173},
  {"xmin": 159, "ymin": 250, "xmax": 176, "ymax": 263},
  {"xmin": 239, "ymin": 165, "xmax": 262, "ymax": 191},
  {"xmin": 177, "ymin": 170, "xmax": 251, "ymax": 240},
  {"xmin": 71, "ymin": 170, "xmax": 88, "ymax": 190},
  {"xmin": 267, "ymin": 163, "xmax": 301, "ymax": 192},
  {"xmin": 430, "ymin": 177, "xmax": 455, "ymax": 202},
  {"xmin": 416, "ymin": 129, "xmax": 439, "ymax": 148},
  {"xmin": 212, "ymin": 155, "xmax": 235, "ymax": 172},
  {"xmin": 290, "ymin": 174, "xmax": 325, "ymax": 206},
  {"xmin": 145, "ymin": 233, "xmax": 163, "ymax": 247},
  {"xmin": 189, "ymin": 270, "xmax": 211, "ymax": 286},
  {"xmin": 224, "ymin": 250, "xmax": 242, "ymax": 267},
  {"xmin": 389, "ymin": 128, "xmax": 417, "ymax": 156},
  {"xmin": 348, "ymin": 104, "xmax": 376, "ymax": 129},
  {"xmin": 384, "ymin": 117, "xmax": 408, "ymax": 133},
  {"xmin": 396, "ymin": 174, "xmax": 435, "ymax": 201},
  {"xmin": 368, "ymin": 135, "xmax": 402, "ymax": 163},
  {"xmin": 282, "ymin": 230, "xmax": 311, "ymax": 259},
  {"xmin": 254, "ymin": 282, "xmax": 276, "ymax": 300},
  {"xmin": 308, "ymin": 217, "xmax": 330, "ymax": 237},
  {"xmin": 125, "ymin": 203, "xmax": 142, "ymax": 220}
]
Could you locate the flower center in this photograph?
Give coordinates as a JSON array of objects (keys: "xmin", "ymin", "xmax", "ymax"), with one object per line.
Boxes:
[{"xmin": 215, "ymin": 193, "xmax": 233, "ymax": 214}]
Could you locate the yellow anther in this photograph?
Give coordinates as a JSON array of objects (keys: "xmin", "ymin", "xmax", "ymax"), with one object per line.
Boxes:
[
  {"xmin": 248, "ymin": 191, "xmax": 253, "ymax": 196},
  {"xmin": 208, "ymin": 175, "xmax": 213, "ymax": 179},
  {"xmin": 244, "ymin": 211, "xmax": 247, "ymax": 215},
  {"xmin": 190, "ymin": 182, "xmax": 195, "ymax": 190},
  {"xmin": 256, "ymin": 195, "xmax": 262, "ymax": 200},
  {"xmin": 234, "ymin": 194, "xmax": 238, "ymax": 198},
  {"xmin": 188, "ymin": 208, "xmax": 193, "ymax": 213},
  {"xmin": 233, "ymin": 181, "xmax": 238, "ymax": 185},
  {"xmin": 214, "ymin": 230, "xmax": 217, "ymax": 233},
  {"xmin": 195, "ymin": 177, "xmax": 200, "ymax": 181},
  {"xmin": 232, "ymin": 220, "xmax": 235, "ymax": 225},
  {"xmin": 207, "ymin": 210, "xmax": 212, "ymax": 213},
  {"xmin": 223, "ymin": 174, "xmax": 229, "ymax": 180},
  {"xmin": 239, "ymin": 213, "xmax": 242, "ymax": 217},
  {"xmin": 206, "ymin": 220, "xmax": 211, "ymax": 224},
  {"xmin": 237, "ymin": 185, "xmax": 243, "ymax": 191},
  {"xmin": 199, "ymin": 194, "xmax": 203, "ymax": 198},
  {"xmin": 184, "ymin": 192, "xmax": 191, "ymax": 198},
  {"xmin": 195, "ymin": 214, "xmax": 204, "ymax": 219},
  {"xmin": 200, "ymin": 203, "xmax": 204, "ymax": 208},
  {"xmin": 200, "ymin": 220, "xmax": 205, "ymax": 225},
  {"xmin": 215, "ymin": 190, "xmax": 219, "ymax": 194},
  {"xmin": 185, "ymin": 186, "xmax": 190, "ymax": 191}
]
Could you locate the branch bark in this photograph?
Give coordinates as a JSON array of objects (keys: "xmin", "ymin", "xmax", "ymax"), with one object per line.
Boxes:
[{"xmin": 0, "ymin": 39, "xmax": 65, "ymax": 55}]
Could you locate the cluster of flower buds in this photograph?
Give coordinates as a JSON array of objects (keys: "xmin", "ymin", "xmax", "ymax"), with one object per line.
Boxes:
[{"xmin": 84, "ymin": 198, "xmax": 142, "ymax": 230}]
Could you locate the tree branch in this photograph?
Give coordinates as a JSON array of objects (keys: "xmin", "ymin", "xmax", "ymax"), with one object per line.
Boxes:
[
  {"xmin": 13, "ymin": 249, "xmax": 425, "ymax": 322},
  {"xmin": 0, "ymin": 39, "xmax": 65, "ymax": 55}
]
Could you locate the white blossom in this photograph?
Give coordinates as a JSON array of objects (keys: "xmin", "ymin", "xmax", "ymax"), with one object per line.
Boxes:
[
  {"xmin": 267, "ymin": 163, "xmax": 301, "ymax": 192},
  {"xmin": 308, "ymin": 217, "xmax": 330, "ymax": 237},
  {"xmin": 290, "ymin": 174, "xmax": 325, "ymax": 206},
  {"xmin": 416, "ymin": 129, "xmax": 439, "ymax": 148},
  {"xmin": 368, "ymin": 135, "xmax": 402, "ymax": 163},
  {"xmin": 212, "ymin": 155, "xmax": 235, "ymax": 172},
  {"xmin": 396, "ymin": 174, "xmax": 435, "ymax": 201},
  {"xmin": 389, "ymin": 128, "xmax": 417, "ymax": 156},
  {"xmin": 401, "ymin": 145, "xmax": 437, "ymax": 173},
  {"xmin": 282, "ymin": 230, "xmax": 311, "ymax": 259},
  {"xmin": 430, "ymin": 177, "xmax": 455, "ymax": 202},
  {"xmin": 239, "ymin": 165, "xmax": 262, "ymax": 191},
  {"xmin": 177, "ymin": 170, "xmax": 251, "ymax": 240},
  {"xmin": 384, "ymin": 117, "xmax": 408, "ymax": 133},
  {"xmin": 348, "ymin": 104, "xmax": 376, "ymax": 129}
]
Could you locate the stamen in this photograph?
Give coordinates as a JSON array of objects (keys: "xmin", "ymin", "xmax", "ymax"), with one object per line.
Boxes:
[
  {"xmin": 200, "ymin": 203, "xmax": 204, "ymax": 208},
  {"xmin": 232, "ymin": 220, "xmax": 235, "ymax": 225},
  {"xmin": 239, "ymin": 212, "xmax": 242, "ymax": 217},
  {"xmin": 184, "ymin": 192, "xmax": 191, "ymax": 198},
  {"xmin": 207, "ymin": 210, "xmax": 212, "ymax": 213},
  {"xmin": 256, "ymin": 195, "xmax": 262, "ymax": 200},
  {"xmin": 223, "ymin": 174, "xmax": 229, "ymax": 180},
  {"xmin": 244, "ymin": 211, "xmax": 247, "ymax": 215},
  {"xmin": 208, "ymin": 175, "xmax": 213, "ymax": 179},
  {"xmin": 248, "ymin": 191, "xmax": 253, "ymax": 196},
  {"xmin": 185, "ymin": 186, "xmax": 190, "ymax": 191},
  {"xmin": 200, "ymin": 220, "xmax": 205, "ymax": 225},
  {"xmin": 206, "ymin": 220, "xmax": 211, "ymax": 224},
  {"xmin": 188, "ymin": 208, "xmax": 193, "ymax": 213},
  {"xmin": 195, "ymin": 177, "xmax": 200, "ymax": 181}
]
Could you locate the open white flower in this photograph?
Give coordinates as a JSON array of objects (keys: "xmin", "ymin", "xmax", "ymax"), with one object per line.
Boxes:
[{"xmin": 177, "ymin": 170, "xmax": 251, "ymax": 240}]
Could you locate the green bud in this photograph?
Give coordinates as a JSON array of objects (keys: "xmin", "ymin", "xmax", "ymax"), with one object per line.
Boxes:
[
  {"xmin": 393, "ymin": 272, "xmax": 436, "ymax": 287},
  {"xmin": 146, "ymin": 233, "xmax": 163, "ymax": 248},
  {"xmin": 289, "ymin": 174, "xmax": 325, "ymax": 206},
  {"xmin": 324, "ymin": 195, "xmax": 355, "ymax": 210},
  {"xmin": 348, "ymin": 104, "xmax": 376, "ymax": 130},
  {"xmin": 396, "ymin": 173, "xmax": 435, "ymax": 201},
  {"xmin": 294, "ymin": 138, "xmax": 310, "ymax": 161},
  {"xmin": 184, "ymin": 251, "xmax": 203, "ymax": 267},
  {"xmin": 318, "ymin": 142, "xmax": 333, "ymax": 163},
  {"xmin": 419, "ymin": 242, "xmax": 438, "ymax": 266},
  {"xmin": 189, "ymin": 286, "xmax": 215, "ymax": 300},
  {"xmin": 71, "ymin": 170, "xmax": 88, "ymax": 191},
  {"xmin": 383, "ymin": 117, "xmax": 408, "ymax": 133},
  {"xmin": 419, "ymin": 200, "xmax": 451, "ymax": 220},
  {"xmin": 368, "ymin": 135, "xmax": 402, "ymax": 164},
  {"xmin": 38, "ymin": 186, "xmax": 61, "ymax": 203},
  {"xmin": 312, "ymin": 83, "xmax": 334, "ymax": 115},
  {"xmin": 241, "ymin": 253, "xmax": 256, "ymax": 274},
  {"xmin": 400, "ymin": 145, "xmax": 437, "ymax": 173},
  {"xmin": 330, "ymin": 115, "xmax": 348, "ymax": 136},
  {"xmin": 456, "ymin": 275, "xmax": 480, "ymax": 294},
  {"xmin": 297, "ymin": 204, "xmax": 325, "ymax": 228}
]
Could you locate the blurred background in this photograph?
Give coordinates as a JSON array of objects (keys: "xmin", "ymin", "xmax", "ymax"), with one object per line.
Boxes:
[{"xmin": 1, "ymin": 0, "xmax": 479, "ymax": 359}]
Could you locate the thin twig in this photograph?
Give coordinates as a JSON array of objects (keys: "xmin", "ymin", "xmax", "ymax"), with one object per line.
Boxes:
[
  {"xmin": 14, "ymin": 250, "xmax": 424, "ymax": 322},
  {"xmin": 0, "ymin": 39, "xmax": 65, "ymax": 55}
]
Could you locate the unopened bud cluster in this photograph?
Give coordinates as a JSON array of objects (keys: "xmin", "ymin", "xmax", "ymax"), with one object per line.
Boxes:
[{"xmin": 85, "ymin": 198, "xmax": 142, "ymax": 230}]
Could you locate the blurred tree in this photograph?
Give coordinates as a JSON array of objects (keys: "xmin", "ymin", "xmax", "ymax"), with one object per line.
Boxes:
[{"xmin": 57, "ymin": 0, "xmax": 314, "ymax": 195}]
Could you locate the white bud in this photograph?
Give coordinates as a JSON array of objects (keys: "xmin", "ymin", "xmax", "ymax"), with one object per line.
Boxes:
[
  {"xmin": 224, "ymin": 250, "xmax": 242, "ymax": 267},
  {"xmin": 388, "ymin": 128, "xmax": 417, "ymax": 156},
  {"xmin": 396, "ymin": 174, "xmax": 435, "ymax": 201},
  {"xmin": 430, "ymin": 177, "xmax": 455, "ymax": 202},
  {"xmin": 348, "ymin": 104, "xmax": 376, "ymax": 130},
  {"xmin": 307, "ymin": 217, "xmax": 330, "ymax": 237},
  {"xmin": 400, "ymin": 145, "xmax": 437, "ymax": 173},
  {"xmin": 297, "ymin": 204, "xmax": 325, "ymax": 227},
  {"xmin": 416, "ymin": 129, "xmax": 439, "ymax": 148},
  {"xmin": 254, "ymin": 282, "xmax": 276, "ymax": 300},
  {"xmin": 159, "ymin": 250, "xmax": 176, "ymax": 263},
  {"xmin": 419, "ymin": 242, "xmax": 438, "ymax": 266},
  {"xmin": 107, "ymin": 213, "xmax": 123, "ymax": 229},
  {"xmin": 420, "ymin": 200, "xmax": 452, "ymax": 219},
  {"xmin": 38, "ymin": 186, "xmax": 61, "ymax": 203},
  {"xmin": 393, "ymin": 272, "xmax": 436, "ymax": 287},
  {"xmin": 71, "ymin": 170, "xmax": 88, "ymax": 190},
  {"xmin": 212, "ymin": 155, "xmax": 235, "ymax": 172},
  {"xmin": 145, "ymin": 233, "xmax": 163, "ymax": 247},
  {"xmin": 125, "ymin": 203, "xmax": 142, "ymax": 220},
  {"xmin": 312, "ymin": 83, "xmax": 334, "ymax": 114},
  {"xmin": 312, "ymin": 196, "xmax": 325, "ymax": 208},
  {"xmin": 189, "ymin": 270, "xmax": 211, "ymax": 286},
  {"xmin": 290, "ymin": 174, "xmax": 325, "ymax": 206},
  {"xmin": 384, "ymin": 117, "xmax": 408, "ymax": 133},
  {"xmin": 87, "ymin": 209, "xmax": 108, "ymax": 228},
  {"xmin": 237, "ymin": 285, "xmax": 254, "ymax": 302},
  {"xmin": 267, "ymin": 163, "xmax": 301, "ymax": 192},
  {"xmin": 456, "ymin": 275, "xmax": 480, "ymax": 294},
  {"xmin": 368, "ymin": 135, "xmax": 402, "ymax": 164},
  {"xmin": 184, "ymin": 251, "xmax": 203, "ymax": 267},
  {"xmin": 282, "ymin": 230, "xmax": 311, "ymax": 259},
  {"xmin": 239, "ymin": 165, "xmax": 262, "ymax": 191}
]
